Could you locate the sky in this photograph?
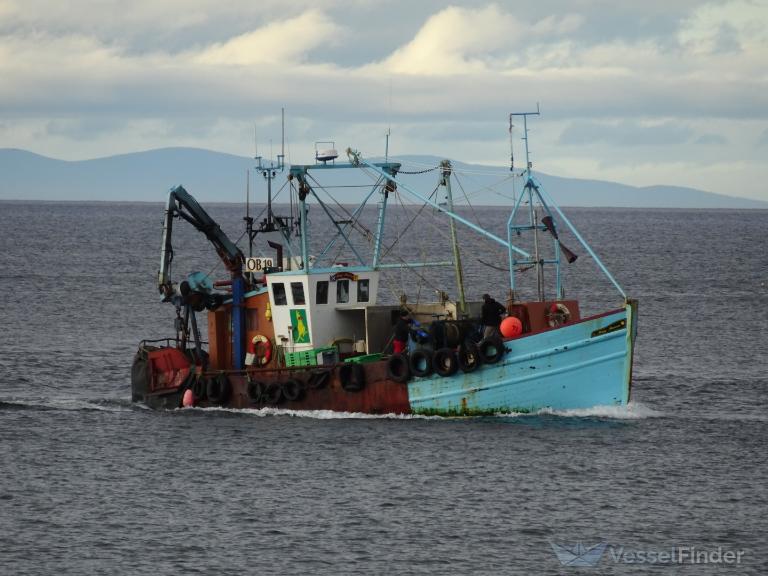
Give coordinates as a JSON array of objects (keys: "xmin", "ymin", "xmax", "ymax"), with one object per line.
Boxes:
[{"xmin": 1, "ymin": 0, "xmax": 767, "ymax": 201}]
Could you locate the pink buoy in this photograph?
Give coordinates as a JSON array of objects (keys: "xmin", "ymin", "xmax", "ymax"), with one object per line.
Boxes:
[
  {"xmin": 500, "ymin": 316, "xmax": 523, "ymax": 338},
  {"xmin": 182, "ymin": 388, "xmax": 195, "ymax": 408}
]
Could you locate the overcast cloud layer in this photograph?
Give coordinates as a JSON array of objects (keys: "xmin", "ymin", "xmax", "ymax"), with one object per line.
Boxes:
[{"xmin": 1, "ymin": 0, "xmax": 766, "ymax": 200}]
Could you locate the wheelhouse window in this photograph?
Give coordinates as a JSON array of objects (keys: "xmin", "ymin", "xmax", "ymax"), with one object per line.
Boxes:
[
  {"xmin": 336, "ymin": 279, "xmax": 349, "ymax": 303},
  {"xmin": 272, "ymin": 282, "xmax": 287, "ymax": 306},
  {"xmin": 291, "ymin": 282, "xmax": 306, "ymax": 305},
  {"xmin": 357, "ymin": 279, "xmax": 370, "ymax": 303},
  {"xmin": 316, "ymin": 281, "xmax": 329, "ymax": 304}
]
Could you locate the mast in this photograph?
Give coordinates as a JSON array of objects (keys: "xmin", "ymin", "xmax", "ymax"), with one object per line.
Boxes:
[
  {"xmin": 371, "ymin": 180, "xmax": 390, "ymax": 269},
  {"xmin": 440, "ymin": 160, "xmax": 466, "ymax": 315},
  {"xmin": 507, "ymin": 105, "xmax": 542, "ymax": 300}
]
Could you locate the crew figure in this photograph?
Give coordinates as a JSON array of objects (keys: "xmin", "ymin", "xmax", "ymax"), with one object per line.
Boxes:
[
  {"xmin": 393, "ymin": 309, "xmax": 412, "ymax": 354},
  {"xmin": 481, "ymin": 293, "xmax": 506, "ymax": 338}
]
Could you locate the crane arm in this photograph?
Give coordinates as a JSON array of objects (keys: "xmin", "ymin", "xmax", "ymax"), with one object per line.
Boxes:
[{"xmin": 158, "ymin": 185, "xmax": 245, "ymax": 299}]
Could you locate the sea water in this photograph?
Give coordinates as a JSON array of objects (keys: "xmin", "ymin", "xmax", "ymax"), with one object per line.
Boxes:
[{"xmin": 0, "ymin": 202, "xmax": 766, "ymax": 575}]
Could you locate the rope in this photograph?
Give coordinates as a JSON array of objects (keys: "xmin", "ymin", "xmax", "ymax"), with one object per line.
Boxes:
[
  {"xmin": 397, "ymin": 165, "xmax": 440, "ymax": 175},
  {"xmin": 452, "ymin": 171, "xmax": 481, "ymax": 226}
]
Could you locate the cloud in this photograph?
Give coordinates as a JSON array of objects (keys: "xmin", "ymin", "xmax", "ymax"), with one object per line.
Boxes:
[
  {"xmin": 46, "ymin": 118, "xmax": 128, "ymax": 141},
  {"xmin": 373, "ymin": 5, "xmax": 520, "ymax": 75},
  {"xmin": 757, "ymin": 129, "xmax": 768, "ymax": 148},
  {"xmin": 695, "ymin": 133, "xmax": 727, "ymax": 145},
  {"xmin": 678, "ymin": 0, "xmax": 768, "ymax": 55},
  {"xmin": 193, "ymin": 11, "xmax": 341, "ymax": 66},
  {"xmin": 558, "ymin": 120, "xmax": 694, "ymax": 147}
]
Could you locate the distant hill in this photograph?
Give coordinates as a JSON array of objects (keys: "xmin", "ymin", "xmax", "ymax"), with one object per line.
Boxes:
[{"xmin": 0, "ymin": 147, "xmax": 765, "ymax": 208}]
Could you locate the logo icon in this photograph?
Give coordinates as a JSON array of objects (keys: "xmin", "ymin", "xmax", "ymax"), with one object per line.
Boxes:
[
  {"xmin": 290, "ymin": 308, "xmax": 310, "ymax": 343},
  {"xmin": 550, "ymin": 542, "xmax": 608, "ymax": 567}
]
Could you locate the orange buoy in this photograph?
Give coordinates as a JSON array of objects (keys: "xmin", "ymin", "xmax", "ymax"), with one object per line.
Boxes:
[
  {"xmin": 500, "ymin": 316, "xmax": 523, "ymax": 338},
  {"xmin": 182, "ymin": 388, "xmax": 194, "ymax": 408}
]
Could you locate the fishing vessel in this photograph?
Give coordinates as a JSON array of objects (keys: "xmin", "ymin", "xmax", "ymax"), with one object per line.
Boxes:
[{"xmin": 131, "ymin": 111, "xmax": 638, "ymax": 415}]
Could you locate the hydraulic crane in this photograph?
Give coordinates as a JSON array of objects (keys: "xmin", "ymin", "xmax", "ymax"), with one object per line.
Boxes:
[{"xmin": 158, "ymin": 185, "xmax": 248, "ymax": 369}]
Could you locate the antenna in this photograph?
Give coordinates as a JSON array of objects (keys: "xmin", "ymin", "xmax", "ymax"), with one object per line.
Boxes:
[
  {"xmin": 386, "ymin": 78, "xmax": 392, "ymax": 162},
  {"xmin": 280, "ymin": 107, "xmax": 285, "ymax": 170},
  {"xmin": 247, "ymin": 107, "xmax": 289, "ymax": 252},
  {"xmin": 509, "ymin": 102, "xmax": 540, "ymax": 179}
]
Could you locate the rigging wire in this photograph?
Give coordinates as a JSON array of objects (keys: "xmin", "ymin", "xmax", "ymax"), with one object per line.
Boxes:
[
  {"xmin": 307, "ymin": 172, "xmax": 377, "ymax": 241},
  {"xmin": 380, "ymin": 183, "xmax": 440, "ymax": 259}
]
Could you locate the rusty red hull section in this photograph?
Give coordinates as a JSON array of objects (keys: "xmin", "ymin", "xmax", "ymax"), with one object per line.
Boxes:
[
  {"xmin": 229, "ymin": 363, "xmax": 410, "ymax": 413},
  {"xmin": 133, "ymin": 349, "xmax": 411, "ymax": 414}
]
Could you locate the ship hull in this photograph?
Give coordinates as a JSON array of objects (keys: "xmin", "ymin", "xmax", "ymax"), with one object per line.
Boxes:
[
  {"xmin": 408, "ymin": 306, "xmax": 635, "ymax": 415},
  {"xmin": 132, "ymin": 303, "xmax": 636, "ymax": 416}
]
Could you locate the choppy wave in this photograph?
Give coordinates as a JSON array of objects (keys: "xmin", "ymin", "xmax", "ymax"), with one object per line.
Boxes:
[
  {"xmin": 0, "ymin": 397, "xmax": 137, "ymax": 413},
  {"xmin": 10, "ymin": 398, "xmax": 765, "ymax": 424}
]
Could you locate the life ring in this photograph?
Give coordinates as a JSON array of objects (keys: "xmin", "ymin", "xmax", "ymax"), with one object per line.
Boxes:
[
  {"xmin": 409, "ymin": 349, "xmax": 433, "ymax": 378},
  {"xmin": 339, "ymin": 363, "xmax": 366, "ymax": 392},
  {"xmin": 245, "ymin": 335, "xmax": 273, "ymax": 366},
  {"xmin": 478, "ymin": 336, "xmax": 505, "ymax": 364},
  {"xmin": 546, "ymin": 303, "xmax": 571, "ymax": 328},
  {"xmin": 457, "ymin": 342, "xmax": 481, "ymax": 373},
  {"xmin": 433, "ymin": 348, "xmax": 459, "ymax": 377},
  {"xmin": 206, "ymin": 373, "xmax": 231, "ymax": 404},
  {"xmin": 282, "ymin": 379, "xmax": 304, "ymax": 402},
  {"xmin": 386, "ymin": 354, "xmax": 411, "ymax": 383}
]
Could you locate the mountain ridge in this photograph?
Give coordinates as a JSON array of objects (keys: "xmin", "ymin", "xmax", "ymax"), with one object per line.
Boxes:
[{"xmin": 1, "ymin": 147, "xmax": 765, "ymax": 208}]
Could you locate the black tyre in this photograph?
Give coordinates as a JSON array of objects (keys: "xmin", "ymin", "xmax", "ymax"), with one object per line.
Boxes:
[
  {"xmin": 264, "ymin": 382, "xmax": 283, "ymax": 405},
  {"xmin": 386, "ymin": 354, "xmax": 411, "ymax": 383},
  {"xmin": 308, "ymin": 369, "xmax": 331, "ymax": 390},
  {"xmin": 206, "ymin": 373, "xmax": 231, "ymax": 404},
  {"xmin": 247, "ymin": 379, "xmax": 265, "ymax": 403},
  {"xmin": 458, "ymin": 342, "xmax": 482, "ymax": 373},
  {"xmin": 130, "ymin": 354, "xmax": 149, "ymax": 402},
  {"xmin": 409, "ymin": 349, "xmax": 433, "ymax": 378},
  {"xmin": 445, "ymin": 323, "xmax": 461, "ymax": 347},
  {"xmin": 478, "ymin": 336, "xmax": 505, "ymax": 364},
  {"xmin": 339, "ymin": 363, "xmax": 366, "ymax": 392},
  {"xmin": 433, "ymin": 348, "xmax": 459, "ymax": 377},
  {"xmin": 192, "ymin": 375, "xmax": 206, "ymax": 400},
  {"xmin": 429, "ymin": 321, "xmax": 447, "ymax": 349},
  {"xmin": 282, "ymin": 379, "xmax": 304, "ymax": 402}
]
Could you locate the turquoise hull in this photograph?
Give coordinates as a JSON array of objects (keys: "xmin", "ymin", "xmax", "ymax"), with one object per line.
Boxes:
[{"xmin": 407, "ymin": 304, "xmax": 636, "ymax": 415}]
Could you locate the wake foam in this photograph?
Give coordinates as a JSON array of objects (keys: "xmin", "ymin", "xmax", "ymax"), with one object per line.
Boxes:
[
  {"xmin": 535, "ymin": 402, "xmax": 663, "ymax": 420},
  {"xmin": 181, "ymin": 406, "xmax": 443, "ymax": 420},
  {"xmin": 181, "ymin": 402, "xmax": 662, "ymax": 421},
  {"xmin": 2, "ymin": 398, "xmax": 662, "ymax": 421}
]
